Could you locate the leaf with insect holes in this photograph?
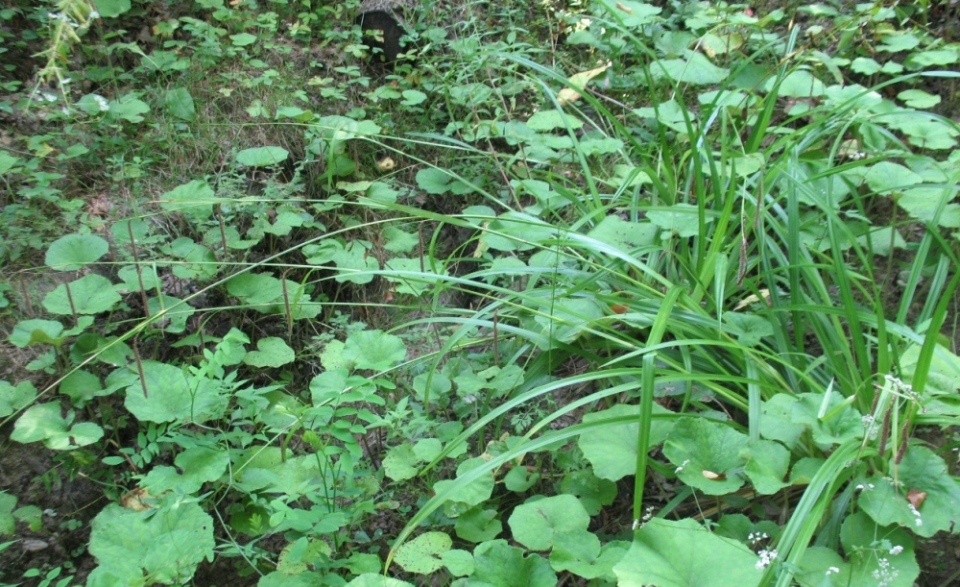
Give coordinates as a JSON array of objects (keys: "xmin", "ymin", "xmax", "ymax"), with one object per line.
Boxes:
[
  {"xmin": 613, "ymin": 518, "xmax": 761, "ymax": 587},
  {"xmin": 393, "ymin": 531, "xmax": 451, "ymax": 574},
  {"xmin": 383, "ymin": 444, "xmax": 419, "ymax": 482}
]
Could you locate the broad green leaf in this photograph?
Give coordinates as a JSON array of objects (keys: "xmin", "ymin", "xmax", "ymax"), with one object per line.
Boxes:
[
  {"xmin": 117, "ymin": 264, "xmax": 161, "ymax": 291},
  {"xmin": 441, "ymin": 549, "xmax": 473, "ymax": 576},
  {"xmin": 579, "ymin": 404, "xmax": 675, "ymax": 481},
  {"xmin": 108, "ymin": 94, "xmax": 149, "ymax": 123},
  {"xmin": 526, "ymin": 109, "xmax": 582, "ymax": 132},
  {"xmin": 114, "ymin": 360, "xmax": 224, "ymax": 424},
  {"xmin": 905, "ymin": 48, "xmax": 959, "ymax": 70},
  {"xmin": 484, "ymin": 212, "xmax": 560, "ymax": 251},
  {"xmin": 382, "ymin": 226, "xmax": 418, "ymax": 253},
  {"xmin": 401, "ymin": 90, "xmax": 428, "ymax": 106},
  {"xmin": 45, "ymin": 234, "xmax": 109, "ymax": 270},
  {"xmin": 663, "ymin": 417, "xmax": 748, "ymax": 495},
  {"xmin": 146, "ymin": 295, "xmax": 194, "ymax": 333},
  {"xmin": 159, "ymin": 180, "xmax": 216, "ymax": 219},
  {"xmin": 504, "ymin": 466, "xmax": 539, "ymax": 492},
  {"xmin": 93, "ymin": 0, "xmax": 131, "ymax": 17},
  {"xmin": 455, "ymin": 507, "xmax": 502, "ymax": 543},
  {"xmin": 164, "ymin": 87, "xmax": 195, "ymax": 121},
  {"xmin": 532, "ymin": 297, "xmax": 605, "ymax": 346},
  {"xmin": 765, "ymin": 70, "xmax": 826, "ymax": 97},
  {"xmin": 236, "ymin": 146, "xmax": 289, "ymax": 167},
  {"xmin": 897, "ymin": 89, "xmax": 940, "ymax": 109},
  {"xmin": 43, "ymin": 274, "xmax": 121, "ymax": 315},
  {"xmin": 8, "ymin": 319, "xmax": 65, "ymax": 348},
  {"xmin": 613, "ymin": 518, "xmax": 760, "ymax": 587},
  {"xmin": 634, "ymin": 99, "xmax": 696, "ymax": 134},
  {"xmin": 509, "ymin": 495, "xmax": 590, "ymax": 551},
  {"xmin": 11, "ymin": 402, "xmax": 103, "ymax": 449},
  {"xmin": 840, "ymin": 512, "xmax": 919, "ymax": 587},
  {"xmin": 469, "ymin": 540, "xmax": 557, "ymax": 587},
  {"xmin": 862, "ymin": 162, "xmax": 924, "ymax": 194},
  {"xmin": 648, "ymin": 204, "xmax": 710, "ymax": 238},
  {"xmin": 0, "ymin": 492, "xmax": 15, "ymax": 536},
  {"xmin": 551, "ymin": 538, "xmax": 629, "ymax": 580},
  {"xmin": 345, "ymin": 574, "xmax": 413, "ymax": 587},
  {"xmin": 559, "ymin": 469, "xmax": 617, "ymax": 515},
  {"xmin": 433, "ymin": 457, "xmax": 495, "ymax": 515},
  {"xmin": 259, "ymin": 571, "xmax": 327, "ymax": 587},
  {"xmin": 0, "ymin": 380, "xmax": 37, "ymax": 418},
  {"xmin": 760, "ymin": 394, "xmax": 805, "ymax": 447},
  {"xmin": 600, "ymin": 0, "xmax": 661, "ymax": 26},
  {"xmin": 797, "ymin": 546, "xmax": 851, "ymax": 586},
  {"xmin": 896, "ymin": 186, "xmax": 960, "ymax": 225},
  {"xmin": 383, "ymin": 444, "xmax": 420, "ymax": 481},
  {"xmin": 60, "ymin": 369, "xmax": 107, "ymax": 407},
  {"xmin": 588, "ymin": 216, "xmax": 658, "ymax": 251},
  {"xmin": 393, "ymin": 531, "xmax": 452, "ymax": 574},
  {"xmin": 851, "ymin": 57, "xmax": 882, "ymax": 75},
  {"xmin": 723, "ymin": 313, "xmax": 773, "ymax": 347},
  {"xmin": 877, "ymin": 32, "xmax": 920, "ymax": 52},
  {"xmin": 416, "ymin": 168, "xmax": 456, "ymax": 195},
  {"xmin": 343, "ymin": 329, "xmax": 406, "ymax": 371},
  {"xmin": 857, "ymin": 446, "xmax": 960, "ymax": 538},
  {"xmin": 243, "ymin": 337, "xmax": 295, "ymax": 368},
  {"xmin": 899, "ymin": 343, "xmax": 960, "ymax": 397},
  {"xmin": 143, "ymin": 447, "xmax": 229, "ymax": 494},
  {"xmin": 413, "ymin": 438, "xmax": 443, "ymax": 462},
  {"xmin": 857, "ymin": 226, "xmax": 907, "ymax": 256},
  {"xmin": 88, "ymin": 503, "xmax": 214, "ymax": 585},
  {"xmin": 383, "ymin": 257, "xmax": 449, "ymax": 296},
  {"xmin": 652, "ymin": 52, "xmax": 729, "ymax": 85},
  {"xmin": 230, "ymin": 33, "xmax": 257, "ymax": 46},
  {"xmin": 741, "ymin": 439, "xmax": 790, "ymax": 494}
]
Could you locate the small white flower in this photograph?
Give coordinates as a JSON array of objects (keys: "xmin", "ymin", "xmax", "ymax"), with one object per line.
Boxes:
[
  {"xmin": 889, "ymin": 545, "xmax": 903, "ymax": 555},
  {"xmin": 826, "ymin": 566, "xmax": 840, "ymax": 575},
  {"xmin": 89, "ymin": 10, "xmax": 100, "ymax": 18},
  {"xmin": 94, "ymin": 95, "xmax": 110, "ymax": 111},
  {"xmin": 755, "ymin": 548, "xmax": 778, "ymax": 570}
]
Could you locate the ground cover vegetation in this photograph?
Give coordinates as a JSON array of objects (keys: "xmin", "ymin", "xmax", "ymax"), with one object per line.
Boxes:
[{"xmin": 1, "ymin": 0, "xmax": 959, "ymax": 585}]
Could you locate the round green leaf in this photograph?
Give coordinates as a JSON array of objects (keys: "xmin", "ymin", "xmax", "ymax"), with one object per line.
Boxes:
[
  {"xmin": 243, "ymin": 337, "xmax": 295, "ymax": 368},
  {"xmin": 45, "ymin": 234, "xmax": 109, "ymax": 271},
  {"xmin": 236, "ymin": 146, "xmax": 289, "ymax": 167},
  {"xmin": 42, "ymin": 274, "xmax": 121, "ymax": 315}
]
